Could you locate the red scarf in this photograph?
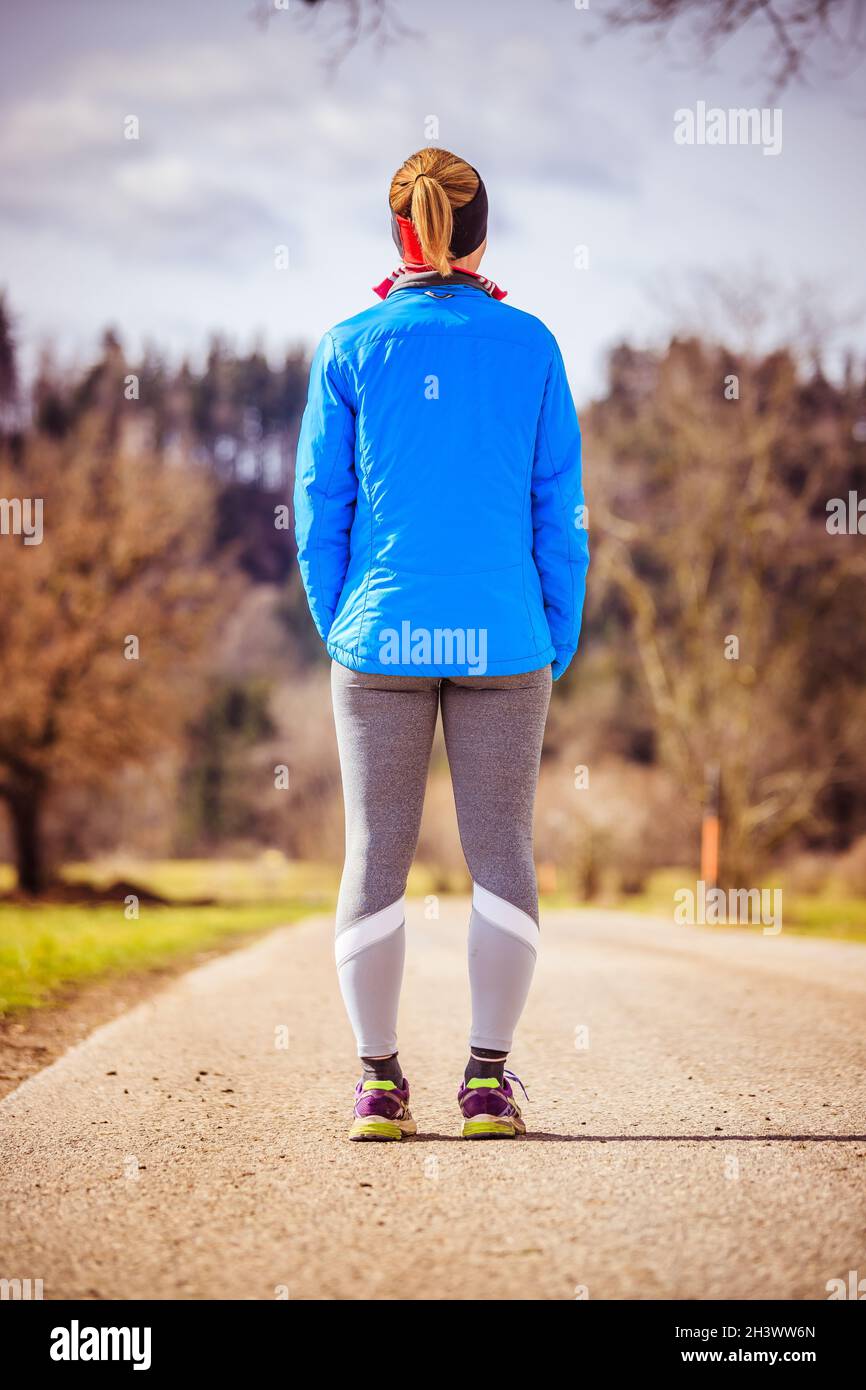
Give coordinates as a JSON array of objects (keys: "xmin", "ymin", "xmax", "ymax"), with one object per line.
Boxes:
[{"xmin": 373, "ymin": 264, "xmax": 507, "ymax": 301}]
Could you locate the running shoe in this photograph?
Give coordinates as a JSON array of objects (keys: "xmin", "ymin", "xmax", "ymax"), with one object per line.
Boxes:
[
  {"xmin": 458, "ymin": 1070, "xmax": 528, "ymax": 1139},
  {"xmin": 348, "ymin": 1077, "xmax": 417, "ymax": 1141}
]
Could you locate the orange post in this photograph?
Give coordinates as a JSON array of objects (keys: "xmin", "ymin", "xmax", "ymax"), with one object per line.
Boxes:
[{"xmin": 700, "ymin": 763, "xmax": 721, "ymax": 888}]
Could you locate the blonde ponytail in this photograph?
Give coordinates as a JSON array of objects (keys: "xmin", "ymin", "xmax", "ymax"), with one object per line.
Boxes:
[
  {"xmin": 389, "ymin": 148, "xmax": 479, "ymax": 276},
  {"xmin": 410, "ymin": 174, "xmax": 454, "ymax": 275}
]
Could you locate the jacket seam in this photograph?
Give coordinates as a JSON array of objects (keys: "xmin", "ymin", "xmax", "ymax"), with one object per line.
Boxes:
[
  {"xmin": 330, "ymin": 336, "xmax": 368, "ymax": 655},
  {"xmin": 368, "ymin": 560, "xmax": 523, "ymax": 578},
  {"xmin": 536, "ymin": 355, "xmax": 577, "ymax": 655},
  {"xmin": 329, "ymin": 330, "xmax": 548, "ymax": 361},
  {"xmin": 520, "ymin": 448, "xmax": 537, "ymax": 649},
  {"xmin": 312, "ymin": 332, "xmax": 356, "ymax": 637},
  {"xmin": 327, "ymin": 637, "xmax": 555, "ymax": 664},
  {"xmin": 354, "ymin": 441, "xmax": 374, "ymax": 658}
]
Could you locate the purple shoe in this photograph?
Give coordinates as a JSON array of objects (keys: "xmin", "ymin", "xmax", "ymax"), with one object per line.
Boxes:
[
  {"xmin": 348, "ymin": 1077, "xmax": 417, "ymax": 1141},
  {"xmin": 458, "ymin": 1071, "xmax": 528, "ymax": 1139}
]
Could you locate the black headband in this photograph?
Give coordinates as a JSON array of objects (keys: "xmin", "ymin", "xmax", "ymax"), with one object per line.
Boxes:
[{"xmin": 390, "ymin": 166, "xmax": 488, "ymax": 264}]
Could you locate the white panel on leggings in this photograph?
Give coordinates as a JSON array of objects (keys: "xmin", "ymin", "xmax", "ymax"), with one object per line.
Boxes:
[
  {"xmin": 335, "ymin": 897, "xmax": 405, "ymax": 967},
  {"xmin": 472, "ymin": 883, "xmax": 539, "ymax": 950}
]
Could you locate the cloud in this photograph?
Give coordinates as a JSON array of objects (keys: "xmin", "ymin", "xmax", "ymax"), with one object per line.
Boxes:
[{"xmin": 0, "ymin": 18, "xmax": 641, "ymax": 273}]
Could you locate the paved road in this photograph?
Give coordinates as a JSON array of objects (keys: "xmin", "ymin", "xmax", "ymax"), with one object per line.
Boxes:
[{"xmin": 1, "ymin": 902, "xmax": 865, "ymax": 1300}]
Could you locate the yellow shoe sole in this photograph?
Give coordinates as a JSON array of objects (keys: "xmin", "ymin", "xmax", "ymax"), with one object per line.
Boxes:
[
  {"xmin": 348, "ymin": 1114, "xmax": 417, "ymax": 1142},
  {"xmin": 461, "ymin": 1114, "xmax": 525, "ymax": 1139}
]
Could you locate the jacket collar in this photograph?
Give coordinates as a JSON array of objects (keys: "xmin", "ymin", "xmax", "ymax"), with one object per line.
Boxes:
[{"xmin": 373, "ymin": 266, "xmax": 507, "ymax": 301}]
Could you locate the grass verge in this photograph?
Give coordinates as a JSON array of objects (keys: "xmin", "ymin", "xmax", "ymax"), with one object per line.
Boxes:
[
  {"xmin": 611, "ymin": 868, "xmax": 866, "ymax": 944},
  {"xmin": 0, "ymin": 900, "xmax": 323, "ymax": 1015}
]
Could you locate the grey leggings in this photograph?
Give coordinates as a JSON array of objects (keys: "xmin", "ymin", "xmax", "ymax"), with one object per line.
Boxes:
[{"xmin": 331, "ymin": 661, "xmax": 552, "ymax": 1058}]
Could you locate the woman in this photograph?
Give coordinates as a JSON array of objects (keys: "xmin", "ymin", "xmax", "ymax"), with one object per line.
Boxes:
[{"xmin": 294, "ymin": 147, "xmax": 589, "ymax": 1140}]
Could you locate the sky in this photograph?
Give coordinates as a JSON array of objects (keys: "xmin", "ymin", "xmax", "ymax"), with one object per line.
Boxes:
[{"xmin": 1, "ymin": 0, "xmax": 864, "ymax": 401}]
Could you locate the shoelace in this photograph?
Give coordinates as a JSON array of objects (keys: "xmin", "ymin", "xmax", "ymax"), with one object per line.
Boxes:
[{"xmin": 504, "ymin": 1069, "xmax": 530, "ymax": 1104}]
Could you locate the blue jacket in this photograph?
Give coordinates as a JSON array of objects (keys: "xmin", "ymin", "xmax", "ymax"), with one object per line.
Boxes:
[{"xmin": 294, "ymin": 278, "xmax": 588, "ymax": 679}]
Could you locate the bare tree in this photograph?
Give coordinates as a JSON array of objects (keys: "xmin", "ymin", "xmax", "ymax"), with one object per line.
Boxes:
[
  {"xmin": 0, "ymin": 422, "xmax": 238, "ymax": 893},
  {"xmin": 250, "ymin": 0, "xmax": 865, "ymax": 91},
  {"xmin": 589, "ymin": 329, "xmax": 866, "ymax": 883},
  {"xmin": 0, "ymin": 293, "xmax": 19, "ymax": 436},
  {"xmin": 605, "ymin": 0, "xmax": 866, "ymax": 96},
  {"xmin": 248, "ymin": 0, "xmax": 413, "ymax": 64}
]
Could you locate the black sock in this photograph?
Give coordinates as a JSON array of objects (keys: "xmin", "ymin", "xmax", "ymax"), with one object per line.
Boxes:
[
  {"xmin": 361, "ymin": 1052, "xmax": 403, "ymax": 1086},
  {"xmin": 464, "ymin": 1047, "xmax": 507, "ymax": 1085}
]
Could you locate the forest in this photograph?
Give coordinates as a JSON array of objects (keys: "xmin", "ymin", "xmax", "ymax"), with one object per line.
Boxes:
[{"xmin": 1, "ymin": 289, "xmax": 865, "ymax": 899}]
